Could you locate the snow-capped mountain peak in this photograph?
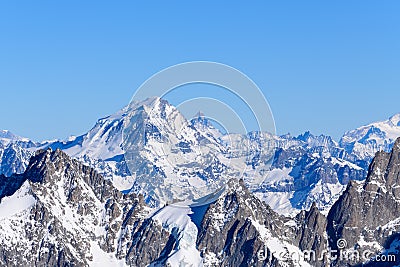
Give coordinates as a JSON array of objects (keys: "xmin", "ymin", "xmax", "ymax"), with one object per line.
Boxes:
[
  {"xmin": 0, "ymin": 130, "xmax": 30, "ymax": 145},
  {"xmin": 0, "ymin": 130, "xmax": 17, "ymax": 140},
  {"xmin": 389, "ymin": 113, "xmax": 400, "ymax": 126},
  {"xmin": 122, "ymin": 97, "xmax": 231, "ymax": 206},
  {"xmin": 2, "ymin": 99, "xmax": 400, "ymax": 219},
  {"xmin": 340, "ymin": 113, "xmax": 400, "ymax": 160}
]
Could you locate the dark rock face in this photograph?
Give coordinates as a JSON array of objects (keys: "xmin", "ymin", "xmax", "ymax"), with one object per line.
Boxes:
[
  {"xmin": 195, "ymin": 179, "xmax": 337, "ymax": 267},
  {"xmin": 197, "ymin": 180, "xmax": 298, "ymax": 266},
  {"xmin": 0, "ymin": 173, "xmax": 26, "ymax": 200},
  {"xmin": 327, "ymin": 138, "xmax": 400, "ymax": 266},
  {"xmin": 0, "ymin": 124, "xmax": 374, "ymax": 218},
  {"xmin": 294, "ymin": 203, "xmax": 328, "ymax": 266},
  {"xmin": 3, "ymin": 148, "xmax": 303, "ymax": 267},
  {"xmin": 0, "ymin": 149, "xmax": 173, "ymax": 267},
  {"xmin": 123, "ymin": 218, "xmax": 173, "ymax": 266},
  {"xmin": 3, "ymin": 138, "xmax": 400, "ymax": 266},
  {"xmin": 0, "ymin": 142, "xmax": 33, "ymax": 177}
]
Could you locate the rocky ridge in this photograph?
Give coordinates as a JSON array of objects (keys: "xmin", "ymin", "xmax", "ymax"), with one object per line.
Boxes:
[
  {"xmin": 3, "ymin": 99, "xmax": 396, "ymax": 216},
  {"xmin": 2, "ymin": 139, "xmax": 400, "ymax": 266}
]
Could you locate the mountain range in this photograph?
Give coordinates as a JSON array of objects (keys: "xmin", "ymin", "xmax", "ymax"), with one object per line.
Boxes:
[{"xmin": 1, "ymin": 97, "xmax": 400, "ymax": 266}]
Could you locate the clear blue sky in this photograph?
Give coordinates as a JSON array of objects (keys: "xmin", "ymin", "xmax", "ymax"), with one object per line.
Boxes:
[{"xmin": 0, "ymin": 1, "xmax": 399, "ymax": 141}]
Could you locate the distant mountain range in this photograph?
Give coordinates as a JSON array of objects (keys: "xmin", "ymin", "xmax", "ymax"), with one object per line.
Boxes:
[
  {"xmin": 1, "ymin": 98, "xmax": 399, "ymax": 214},
  {"xmin": 1, "ymin": 98, "xmax": 400, "ymax": 266}
]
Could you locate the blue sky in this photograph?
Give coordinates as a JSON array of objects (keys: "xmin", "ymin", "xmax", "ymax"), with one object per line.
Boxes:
[{"xmin": 0, "ymin": 1, "xmax": 399, "ymax": 141}]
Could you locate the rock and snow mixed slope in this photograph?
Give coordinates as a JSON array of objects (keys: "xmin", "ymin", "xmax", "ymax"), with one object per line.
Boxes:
[
  {"xmin": 2, "ymin": 135, "xmax": 400, "ymax": 266},
  {"xmin": 0, "ymin": 149, "xmax": 209, "ymax": 266},
  {"xmin": 253, "ymin": 131, "xmax": 367, "ymax": 216},
  {"xmin": 340, "ymin": 113, "xmax": 400, "ymax": 161},
  {"xmin": 1, "ymin": 100, "xmax": 399, "ymax": 216},
  {"xmin": 0, "ymin": 130, "xmax": 36, "ymax": 177},
  {"xmin": 0, "ymin": 148, "xmax": 333, "ymax": 266},
  {"xmin": 197, "ymin": 179, "xmax": 315, "ymax": 267},
  {"xmin": 0, "ymin": 98, "xmax": 400, "ymax": 215},
  {"xmin": 0, "ymin": 149, "xmax": 150, "ymax": 266},
  {"xmin": 328, "ymin": 138, "xmax": 400, "ymax": 266},
  {"xmin": 41, "ymin": 98, "xmax": 392, "ymax": 214},
  {"xmin": 0, "ymin": 148, "xmax": 324, "ymax": 267}
]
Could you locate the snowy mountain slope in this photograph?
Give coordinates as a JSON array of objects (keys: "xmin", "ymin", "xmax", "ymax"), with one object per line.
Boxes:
[
  {"xmin": 0, "ymin": 130, "xmax": 31, "ymax": 145},
  {"xmin": 2, "ymin": 137, "xmax": 400, "ymax": 266},
  {"xmin": 0, "ymin": 131, "xmax": 36, "ymax": 176},
  {"xmin": 122, "ymin": 97, "xmax": 231, "ymax": 206},
  {"xmin": 151, "ymin": 205, "xmax": 202, "ymax": 266},
  {"xmin": 35, "ymin": 98, "xmax": 233, "ymax": 206},
  {"xmin": 0, "ymin": 142, "xmax": 34, "ymax": 176},
  {"xmin": 0, "ymin": 148, "xmax": 332, "ymax": 267},
  {"xmin": 254, "ymin": 132, "xmax": 366, "ymax": 216},
  {"xmin": 340, "ymin": 113, "xmax": 400, "ymax": 161},
  {"xmin": 1, "ymin": 102, "xmax": 399, "ymax": 218},
  {"xmin": 196, "ymin": 179, "xmax": 329, "ymax": 266},
  {"xmin": 0, "ymin": 148, "xmax": 168, "ymax": 267},
  {"xmin": 43, "ymin": 107, "xmax": 126, "ymax": 161}
]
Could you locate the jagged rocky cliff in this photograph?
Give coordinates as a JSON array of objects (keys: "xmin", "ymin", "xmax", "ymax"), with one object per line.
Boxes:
[
  {"xmin": 0, "ymin": 149, "xmax": 180, "ymax": 266},
  {"xmin": 1, "ymin": 102, "xmax": 400, "ymax": 266},
  {"xmin": 328, "ymin": 138, "xmax": 400, "ymax": 266},
  {"xmin": 2, "ymin": 140, "xmax": 400, "ymax": 266},
  {"xmin": 0, "ymin": 148, "xmax": 332, "ymax": 267},
  {"xmin": 4, "ymin": 99, "xmax": 398, "ymax": 216}
]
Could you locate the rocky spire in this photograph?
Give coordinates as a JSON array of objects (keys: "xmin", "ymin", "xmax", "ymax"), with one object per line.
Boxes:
[{"xmin": 327, "ymin": 137, "xmax": 400, "ymax": 266}]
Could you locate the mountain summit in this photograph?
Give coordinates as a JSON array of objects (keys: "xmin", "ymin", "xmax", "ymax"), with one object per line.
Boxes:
[
  {"xmin": 1, "ymin": 101, "xmax": 400, "ymax": 216},
  {"xmin": 389, "ymin": 113, "xmax": 400, "ymax": 126},
  {"xmin": 1, "ymin": 101, "xmax": 400, "ymax": 266},
  {"xmin": 340, "ymin": 113, "xmax": 400, "ymax": 160}
]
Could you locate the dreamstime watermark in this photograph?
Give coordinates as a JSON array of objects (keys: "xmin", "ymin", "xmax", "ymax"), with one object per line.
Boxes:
[{"xmin": 257, "ymin": 239, "xmax": 396, "ymax": 264}]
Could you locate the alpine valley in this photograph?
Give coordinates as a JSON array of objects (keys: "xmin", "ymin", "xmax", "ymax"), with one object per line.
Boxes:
[{"xmin": 1, "ymin": 97, "xmax": 400, "ymax": 266}]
